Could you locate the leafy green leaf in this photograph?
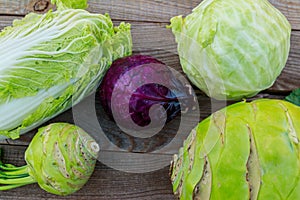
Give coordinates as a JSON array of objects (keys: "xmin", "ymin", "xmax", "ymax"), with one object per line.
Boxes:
[
  {"xmin": 285, "ymin": 88, "xmax": 300, "ymax": 107},
  {"xmin": 51, "ymin": 0, "xmax": 88, "ymax": 10}
]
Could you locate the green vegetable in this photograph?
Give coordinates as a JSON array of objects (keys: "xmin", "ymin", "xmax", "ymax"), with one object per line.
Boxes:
[
  {"xmin": 0, "ymin": 123, "xmax": 99, "ymax": 196},
  {"xmin": 286, "ymin": 88, "xmax": 300, "ymax": 107},
  {"xmin": 51, "ymin": 0, "xmax": 88, "ymax": 10},
  {"xmin": 170, "ymin": 99, "xmax": 300, "ymax": 199},
  {"xmin": 169, "ymin": 0, "xmax": 291, "ymax": 100},
  {"xmin": 0, "ymin": 0, "xmax": 132, "ymax": 139}
]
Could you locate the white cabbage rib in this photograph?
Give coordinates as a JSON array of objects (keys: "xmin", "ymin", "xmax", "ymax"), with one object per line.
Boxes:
[{"xmin": 0, "ymin": 82, "xmax": 73, "ymax": 130}]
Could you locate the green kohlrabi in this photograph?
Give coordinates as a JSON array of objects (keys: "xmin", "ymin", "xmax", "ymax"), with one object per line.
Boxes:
[
  {"xmin": 169, "ymin": 0, "xmax": 291, "ymax": 100},
  {"xmin": 0, "ymin": 0, "xmax": 132, "ymax": 139},
  {"xmin": 171, "ymin": 99, "xmax": 300, "ymax": 200},
  {"xmin": 0, "ymin": 123, "xmax": 99, "ymax": 196}
]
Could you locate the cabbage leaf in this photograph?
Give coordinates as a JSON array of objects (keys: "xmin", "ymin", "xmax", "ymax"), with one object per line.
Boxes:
[
  {"xmin": 286, "ymin": 88, "xmax": 300, "ymax": 107},
  {"xmin": 0, "ymin": 0, "xmax": 132, "ymax": 139}
]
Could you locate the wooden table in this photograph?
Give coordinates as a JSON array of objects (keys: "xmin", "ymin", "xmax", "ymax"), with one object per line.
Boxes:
[{"xmin": 0, "ymin": 0, "xmax": 299, "ymax": 199}]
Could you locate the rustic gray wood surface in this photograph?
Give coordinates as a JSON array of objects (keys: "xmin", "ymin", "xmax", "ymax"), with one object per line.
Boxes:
[{"xmin": 0, "ymin": 0, "xmax": 299, "ymax": 199}]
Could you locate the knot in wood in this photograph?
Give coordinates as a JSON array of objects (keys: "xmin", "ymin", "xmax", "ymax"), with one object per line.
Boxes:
[{"xmin": 33, "ymin": 0, "xmax": 49, "ymax": 12}]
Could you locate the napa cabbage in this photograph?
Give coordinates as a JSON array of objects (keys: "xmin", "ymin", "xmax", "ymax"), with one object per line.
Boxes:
[{"xmin": 0, "ymin": 0, "xmax": 132, "ymax": 139}]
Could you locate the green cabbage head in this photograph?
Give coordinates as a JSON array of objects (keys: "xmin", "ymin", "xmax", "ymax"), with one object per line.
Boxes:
[
  {"xmin": 0, "ymin": 0, "xmax": 132, "ymax": 139},
  {"xmin": 171, "ymin": 99, "xmax": 300, "ymax": 199},
  {"xmin": 169, "ymin": 0, "xmax": 291, "ymax": 100}
]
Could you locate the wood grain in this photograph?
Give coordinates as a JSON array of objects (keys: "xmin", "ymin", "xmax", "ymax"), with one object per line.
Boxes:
[
  {"xmin": 0, "ymin": 92, "xmax": 286, "ymax": 199},
  {"xmin": 0, "ymin": 0, "xmax": 299, "ymax": 29},
  {"xmin": 0, "ymin": 0, "xmax": 299, "ymax": 199},
  {"xmin": 1, "ymin": 16, "xmax": 299, "ymax": 91},
  {"xmin": 269, "ymin": 0, "xmax": 300, "ymax": 30},
  {"xmin": 0, "ymin": 145, "xmax": 175, "ymax": 200},
  {"xmin": 0, "ymin": 92, "xmax": 285, "ymax": 198},
  {"xmin": 1, "ymin": 91, "xmax": 286, "ymax": 147},
  {"xmin": 271, "ymin": 30, "xmax": 300, "ymax": 91}
]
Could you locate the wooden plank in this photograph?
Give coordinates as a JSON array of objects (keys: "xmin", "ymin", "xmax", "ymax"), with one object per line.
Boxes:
[
  {"xmin": 0, "ymin": 1, "xmax": 298, "ymax": 199},
  {"xmin": 0, "ymin": 0, "xmax": 28, "ymax": 15},
  {"xmin": 0, "ymin": 144, "xmax": 175, "ymax": 200},
  {"xmin": 269, "ymin": 0, "xmax": 300, "ymax": 30},
  {"xmin": 0, "ymin": 93, "xmax": 286, "ymax": 199},
  {"xmin": 1, "ymin": 16, "xmax": 298, "ymax": 91},
  {"xmin": 88, "ymin": 0, "xmax": 300, "ymax": 30},
  {"xmin": 0, "ymin": 0, "xmax": 299, "ymax": 29},
  {"xmin": 129, "ymin": 20, "xmax": 300, "ymax": 91},
  {"xmin": 1, "ymin": 91, "xmax": 286, "ymax": 146},
  {"xmin": 272, "ymin": 30, "xmax": 300, "ymax": 91}
]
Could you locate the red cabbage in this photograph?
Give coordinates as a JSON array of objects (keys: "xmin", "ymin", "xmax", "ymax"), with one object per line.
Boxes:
[{"xmin": 99, "ymin": 55, "xmax": 185, "ymax": 129}]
